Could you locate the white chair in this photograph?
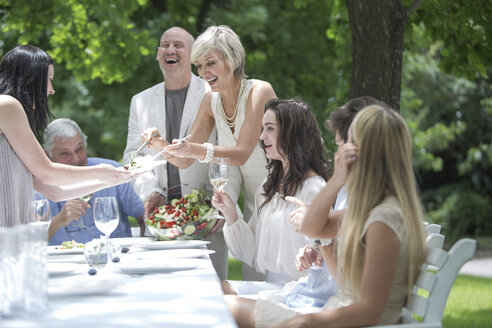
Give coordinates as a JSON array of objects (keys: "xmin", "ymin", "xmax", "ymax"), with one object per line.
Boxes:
[
  {"xmin": 380, "ymin": 237, "xmax": 476, "ymax": 328},
  {"xmin": 424, "ymin": 222, "xmax": 441, "ymax": 235}
]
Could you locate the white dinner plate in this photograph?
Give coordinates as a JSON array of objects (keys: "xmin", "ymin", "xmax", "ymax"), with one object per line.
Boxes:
[
  {"xmin": 133, "ymin": 240, "xmax": 211, "ymax": 250},
  {"xmin": 119, "ymin": 259, "xmax": 197, "ymax": 274},
  {"xmin": 47, "ymin": 254, "xmax": 86, "ymax": 264},
  {"xmin": 127, "ymin": 248, "xmax": 215, "ymax": 260},
  {"xmin": 48, "ymin": 277, "xmax": 121, "ymax": 297},
  {"xmin": 47, "ymin": 245, "xmax": 84, "ymax": 255},
  {"xmin": 47, "ymin": 263, "xmax": 77, "ymax": 276},
  {"xmin": 111, "ymin": 237, "xmax": 154, "ymax": 248}
]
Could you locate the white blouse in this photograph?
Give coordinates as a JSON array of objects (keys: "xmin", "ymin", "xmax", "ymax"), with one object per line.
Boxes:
[{"xmin": 224, "ymin": 176, "xmax": 326, "ymax": 282}]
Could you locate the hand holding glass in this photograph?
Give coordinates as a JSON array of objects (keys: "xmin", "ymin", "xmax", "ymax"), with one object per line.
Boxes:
[
  {"xmin": 208, "ymin": 157, "xmax": 230, "ymax": 219},
  {"xmin": 93, "ymin": 197, "xmax": 119, "ymax": 264},
  {"xmin": 304, "ymin": 238, "xmax": 322, "ymax": 271}
]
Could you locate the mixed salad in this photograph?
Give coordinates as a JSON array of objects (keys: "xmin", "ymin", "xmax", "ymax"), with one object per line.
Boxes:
[
  {"xmin": 145, "ymin": 189, "xmax": 216, "ymax": 241},
  {"xmin": 124, "ymin": 155, "xmax": 144, "ymax": 170}
]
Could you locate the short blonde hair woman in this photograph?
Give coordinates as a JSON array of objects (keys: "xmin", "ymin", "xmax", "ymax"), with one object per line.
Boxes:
[
  {"xmin": 225, "ymin": 105, "xmax": 427, "ymax": 327},
  {"xmin": 191, "ymin": 25, "xmax": 246, "ymax": 80},
  {"xmin": 143, "ymin": 25, "xmax": 276, "ymax": 281}
]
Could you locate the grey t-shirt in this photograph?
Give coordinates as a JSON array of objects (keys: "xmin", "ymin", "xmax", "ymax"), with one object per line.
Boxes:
[{"xmin": 165, "ymin": 86, "xmax": 188, "ymax": 198}]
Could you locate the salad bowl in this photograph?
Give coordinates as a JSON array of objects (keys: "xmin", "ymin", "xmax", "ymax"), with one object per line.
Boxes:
[{"xmin": 145, "ymin": 190, "xmax": 218, "ymax": 241}]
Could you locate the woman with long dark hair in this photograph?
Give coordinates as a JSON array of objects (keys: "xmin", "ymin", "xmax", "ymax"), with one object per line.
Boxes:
[
  {"xmin": 0, "ymin": 45, "xmax": 134, "ymax": 226},
  {"xmin": 212, "ymin": 98, "xmax": 331, "ymax": 294}
]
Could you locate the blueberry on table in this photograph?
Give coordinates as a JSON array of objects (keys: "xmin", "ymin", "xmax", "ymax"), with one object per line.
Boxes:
[
  {"xmin": 121, "ymin": 247, "xmax": 130, "ymax": 253},
  {"xmin": 112, "ymin": 256, "xmax": 121, "ymax": 263},
  {"xmin": 88, "ymin": 268, "xmax": 97, "ymax": 275}
]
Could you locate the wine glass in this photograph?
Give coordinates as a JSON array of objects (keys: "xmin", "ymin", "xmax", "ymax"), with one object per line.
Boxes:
[
  {"xmin": 29, "ymin": 198, "xmax": 51, "ymax": 230},
  {"xmin": 76, "ymin": 193, "xmax": 93, "ymax": 229},
  {"xmin": 208, "ymin": 157, "xmax": 230, "ymax": 219},
  {"xmin": 304, "ymin": 237, "xmax": 322, "ymax": 271},
  {"xmin": 93, "ymin": 197, "xmax": 119, "ymax": 264}
]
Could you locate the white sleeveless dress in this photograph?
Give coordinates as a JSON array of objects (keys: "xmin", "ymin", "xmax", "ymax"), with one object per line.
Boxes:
[
  {"xmin": 210, "ymin": 79, "xmax": 268, "ymax": 223},
  {"xmin": 0, "ymin": 133, "xmax": 33, "ymax": 226}
]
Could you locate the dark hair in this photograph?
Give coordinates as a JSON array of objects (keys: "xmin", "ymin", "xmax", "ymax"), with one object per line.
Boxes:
[
  {"xmin": 259, "ymin": 98, "xmax": 331, "ymax": 211},
  {"xmin": 0, "ymin": 45, "xmax": 54, "ymax": 137},
  {"xmin": 325, "ymin": 96, "xmax": 387, "ymax": 142}
]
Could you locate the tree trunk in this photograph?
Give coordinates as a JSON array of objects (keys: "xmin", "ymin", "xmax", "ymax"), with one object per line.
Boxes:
[{"xmin": 346, "ymin": 0, "xmax": 407, "ymax": 111}]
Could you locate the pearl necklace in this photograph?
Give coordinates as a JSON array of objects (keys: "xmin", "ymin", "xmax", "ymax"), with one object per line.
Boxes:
[{"xmin": 218, "ymin": 79, "xmax": 246, "ymax": 128}]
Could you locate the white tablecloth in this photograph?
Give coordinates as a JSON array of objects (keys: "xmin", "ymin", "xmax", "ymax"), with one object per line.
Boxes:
[{"xmin": 2, "ymin": 238, "xmax": 237, "ymax": 328}]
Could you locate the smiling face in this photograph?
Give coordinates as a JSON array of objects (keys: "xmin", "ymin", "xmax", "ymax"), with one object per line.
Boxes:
[
  {"xmin": 260, "ymin": 109, "xmax": 285, "ymax": 165},
  {"xmin": 194, "ymin": 50, "xmax": 234, "ymax": 92},
  {"xmin": 49, "ymin": 133, "xmax": 87, "ymax": 166},
  {"xmin": 157, "ymin": 27, "xmax": 193, "ymax": 88}
]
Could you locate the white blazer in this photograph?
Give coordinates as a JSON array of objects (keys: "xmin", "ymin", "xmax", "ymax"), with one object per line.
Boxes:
[{"xmin": 123, "ymin": 74, "xmax": 215, "ymax": 201}]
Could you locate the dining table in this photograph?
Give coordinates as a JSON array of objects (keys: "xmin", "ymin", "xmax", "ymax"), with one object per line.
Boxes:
[{"xmin": 2, "ymin": 237, "xmax": 238, "ymax": 328}]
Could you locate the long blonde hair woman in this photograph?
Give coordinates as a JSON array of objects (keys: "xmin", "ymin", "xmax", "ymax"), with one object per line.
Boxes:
[
  {"xmin": 225, "ymin": 104, "xmax": 427, "ymax": 328},
  {"xmin": 338, "ymin": 104, "xmax": 427, "ymax": 300}
]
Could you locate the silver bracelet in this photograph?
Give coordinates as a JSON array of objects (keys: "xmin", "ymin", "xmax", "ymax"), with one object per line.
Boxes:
[{"xmin": 199, "ymin": 143, "xmax": 214, "ymax": 163}]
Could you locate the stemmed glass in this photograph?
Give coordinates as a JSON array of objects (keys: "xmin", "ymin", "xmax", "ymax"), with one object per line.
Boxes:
[
  {"xmin": 29, "ymin": 198, "xmax": 51, "ymax": 233},
  {"xmin": 93, "ymin": 197, "xmax": 119, "ymax": 264},
  {"xmin": 76, "ymin": 193, "xmax": 93, "ymax": 229},
  {"xmin": 208, "ymin": 157, "xmax": 230, "ymax": 219},
  {"xmin": 304, "ymin": 237, "xmax": 322, "ymax": 271}
]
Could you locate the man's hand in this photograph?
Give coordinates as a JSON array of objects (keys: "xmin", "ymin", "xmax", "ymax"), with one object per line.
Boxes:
[
  {"xmin": 56, "ymin": 199, "xmax": 90, "ymax": 227},
  {"xmin": 49, "ymin": 199, "xmax": 90, "ymax": 239},
  {"xmin": 144, "ymin": 192, "xmax": 166, "ymax": 219}
]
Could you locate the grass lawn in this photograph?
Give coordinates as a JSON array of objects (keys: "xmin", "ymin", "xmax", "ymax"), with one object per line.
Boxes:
[
  {"xmin": 228, "ymin": 258, "xmax": 492, "ymax": 327},
  {"xmin": 228, "ymin": 257, "xmax": 242, "ymax": 281},
  {"xmin": 442, "ymin": 274, "xmax": 492, "ymax": 328}
]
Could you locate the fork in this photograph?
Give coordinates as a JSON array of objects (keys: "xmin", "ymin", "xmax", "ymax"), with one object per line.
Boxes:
[{"xmin": 129, "ymin": 132, "xmax": 159, "ymax": 166}]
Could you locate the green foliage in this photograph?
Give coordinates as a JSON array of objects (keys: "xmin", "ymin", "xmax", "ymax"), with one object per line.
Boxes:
[
  {"xmin": 411, "ymin": 121, "xmax": 466, "ymax": 171},
  {"xmin": 1, "ymin": 0, "xmax": 154, "ymax": 83},
  {"xmin": 409, "ymin": 0, "xmax": 492, "ymax": 79},
  {"xmin": 402, "ymin": 23, "xmax": 492, "ymax": 241},
  {"xmin": 459, "ymin": 143, "xmax": 492, "ymax": 194},
  {"xmin": 425, "ymin": 184, "xmax": 492, "ymax": 243}
]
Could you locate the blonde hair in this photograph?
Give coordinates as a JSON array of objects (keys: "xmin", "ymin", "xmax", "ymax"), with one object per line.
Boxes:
[
  {"xmin": 191, "ymin": 25, "xmax": 247, "ymax": 80},
  {"xmin": 337, "ymin": 105, "xmax": 427, "ymax": 300}
]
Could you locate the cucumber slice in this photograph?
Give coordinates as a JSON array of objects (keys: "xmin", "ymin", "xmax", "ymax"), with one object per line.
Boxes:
[{"xmin": 184, "ymin": 225, "xmax": 196, "ymax": 235}]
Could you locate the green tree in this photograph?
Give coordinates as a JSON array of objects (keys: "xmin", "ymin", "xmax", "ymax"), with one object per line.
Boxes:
[
  {"xmin": 346, "ymin": 0, "xmax": 492, "ymax": 111},
  {"xmin": 401, "ymin": 24, "xmax": 492, "ymax": 242}
]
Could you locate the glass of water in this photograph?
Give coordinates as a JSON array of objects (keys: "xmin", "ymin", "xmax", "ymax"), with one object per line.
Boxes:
[{"xmin": 93, "ymin": 197, "xmax": 119, "ymax": 264}]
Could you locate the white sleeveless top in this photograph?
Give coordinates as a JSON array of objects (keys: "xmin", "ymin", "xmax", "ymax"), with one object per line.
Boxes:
[
  {"xmin": 0, "ymin": 133, "xmax": 33, "ymax": 226},
  {"xmin": 210, "ymin": 79, "xmax": 268, "ymax": 221}
]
